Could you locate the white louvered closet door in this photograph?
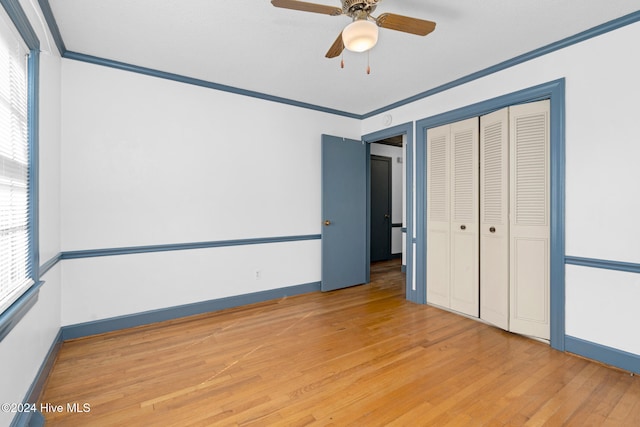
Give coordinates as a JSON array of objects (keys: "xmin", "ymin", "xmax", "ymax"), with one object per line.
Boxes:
[
  {"xmin": 449, "ymin": 118, "xmax": 479, "ymax": 317},
  {"xmin": 480, "ymin": 108, "xmax": 510, "ymax": 330},
  {"xmin": 509, "ymin": 100, "xmax": 550, "ymax": 340},
  {"xmin": 426, "ymin": 124, "xmax": 451, "ymax": 308}
]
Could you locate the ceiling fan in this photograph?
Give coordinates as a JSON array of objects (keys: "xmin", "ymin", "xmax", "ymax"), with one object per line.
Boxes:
[{"xmin": 271, "ymin": 0, "xmax": 436, "ymax": 58}]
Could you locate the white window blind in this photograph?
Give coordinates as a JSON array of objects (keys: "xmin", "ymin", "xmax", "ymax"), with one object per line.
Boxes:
[{"xmin": 0, "ymin": 15, "xmax": 32, "ymax": 315}]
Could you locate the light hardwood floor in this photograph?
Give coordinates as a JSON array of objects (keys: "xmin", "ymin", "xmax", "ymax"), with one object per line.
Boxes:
[{"xmin": 39, "ymin": 259, "xmax": 639, "ymax": 426}]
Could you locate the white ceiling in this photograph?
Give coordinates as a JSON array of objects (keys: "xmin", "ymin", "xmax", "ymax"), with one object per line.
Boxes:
[{"xmin": 45, "ymin": 0, "xmax": 639, "ymax": 115}]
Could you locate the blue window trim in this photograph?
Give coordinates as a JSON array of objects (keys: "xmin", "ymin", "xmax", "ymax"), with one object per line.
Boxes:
[
  {"xmin": 0, "ymin": 0, "xmax": 41, "ymax": 342},
  {"xmin": 415, "ymin": 79, "xmax": 566, "ymax": 351}
]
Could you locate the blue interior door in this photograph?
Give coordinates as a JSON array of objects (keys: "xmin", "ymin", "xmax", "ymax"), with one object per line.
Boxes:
[{"xmin": 321, "ymin": 134, "xmax": 368, "ymax": 291}]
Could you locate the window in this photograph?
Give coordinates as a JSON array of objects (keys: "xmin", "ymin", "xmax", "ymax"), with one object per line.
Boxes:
[{"xmin": 0, "ymin": 12, "xmax": 32, "ymax": 315}]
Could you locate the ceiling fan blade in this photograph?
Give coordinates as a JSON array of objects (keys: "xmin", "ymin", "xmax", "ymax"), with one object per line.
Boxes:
[
  {"xmin": 376, "ymin": 13, "xmax": 436, "ymax": 36},
  {"xmin": 271, "ymin": 0, "xmax": 343, "ymax": 16},
  {"xmin": 325, "ymin": 31, "xmax": 344, "ymax": 58}
]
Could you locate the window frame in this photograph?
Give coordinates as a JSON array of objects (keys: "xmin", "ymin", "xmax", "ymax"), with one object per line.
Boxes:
[{"xmin": 0, "ymin": 0, "xmax": 40, "ymax": 342}]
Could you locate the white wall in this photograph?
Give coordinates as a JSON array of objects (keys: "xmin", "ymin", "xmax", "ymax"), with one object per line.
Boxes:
[
  {"xmin": 61, "ymin": 241, "xmax": 321, "ymax": 325},
  {"xmin": 566, "ymin": 265, "xmax": 640, "ymax": 354},
  {"xmin": 362, "ymin": 22, "xmax": 640, "ymax": 356},
  {"xmin": 0, "ymin": 1, "xmax": 63, "ymax": 424},
  {"xmin": 60, "ymin": 60, "xmax": 361, "ymax": 325},
  {"xmin": 370, "ymin": 143, "xmax": 403, "ymax": 255}
]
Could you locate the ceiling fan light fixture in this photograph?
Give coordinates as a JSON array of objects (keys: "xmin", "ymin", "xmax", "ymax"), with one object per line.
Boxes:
[{"xmin": 342, "ymin": 19, "xmax": 378, "ymax": 52}]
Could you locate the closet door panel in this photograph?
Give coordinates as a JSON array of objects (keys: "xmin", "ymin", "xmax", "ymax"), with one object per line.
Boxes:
[
  {"xmin": 449, "ymin": 118, "xmax": 479, "ymax": 316},
  {"xmin": 480, "ymin": 108, "xmax": 510, "ymax": 330},
  {"xmin": 509, "ymin": 100, "xmax": 550, "ymax": 340},
  {"xmin": 512, "ymin": 238, "xmax": 548, "ymax": 324},
  {"xmin": 426, "ymin": 124, "xmax": 451, "ymax": 308},
  {"xmin": 428, "ymin": 229, "xmax": 451, "ymax": 306}
]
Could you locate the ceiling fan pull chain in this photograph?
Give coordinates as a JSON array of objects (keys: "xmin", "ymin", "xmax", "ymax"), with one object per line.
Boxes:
[
  {"xmin": 367, "ymin": 50, "xmax": 371, "ymax": 74},
  {"xmin": 341, "ymin": 52, "xmax": 345, "ymax": 69}
]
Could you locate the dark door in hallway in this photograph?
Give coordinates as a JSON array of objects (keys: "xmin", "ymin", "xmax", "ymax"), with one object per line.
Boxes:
[{"xmin": 370, "ymin": 155, "xmax": 392, "ymax": 262}]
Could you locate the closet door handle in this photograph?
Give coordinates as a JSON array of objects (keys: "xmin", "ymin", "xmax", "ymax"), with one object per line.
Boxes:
[
  {"xmin": 489, "ymin": 226, "xmax": 496, "ymax": 233},
  {"xmin": 460, "ymin": 225, "xmax": 466, "ymax": 230}
]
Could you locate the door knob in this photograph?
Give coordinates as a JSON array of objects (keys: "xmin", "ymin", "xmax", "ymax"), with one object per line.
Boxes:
[
  {"xmin": 489, "ymin": 226, "xmax": 496, "ymax": 233},
  {"xmin": 460, "ymin": 225, "xmax": 466, "ymax": 230},
  {"xmin": 384, "ymin": 214, "xmax": 390, "ymax": 219},
  {"xmin": 324, "ymin": 220, "xmax": 331, "ymax": 226}
]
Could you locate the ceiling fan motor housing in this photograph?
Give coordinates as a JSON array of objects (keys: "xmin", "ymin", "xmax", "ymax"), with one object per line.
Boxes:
[{"xmin": 342, "ymin": 0, "xmax": 379, "ymax": 18}]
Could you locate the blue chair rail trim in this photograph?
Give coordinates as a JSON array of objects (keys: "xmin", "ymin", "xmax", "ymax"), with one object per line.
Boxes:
[
  {"xmin": 39, "ymin": 253, "xmax": 61, "ymax": 277},
  {"xmin": 61, "ymin": 234, "xmax": 321, "ymax": 259},
  {"xmin": 61, "ymin": 281, "xmax": 321, "ymax": 340},
  {"xmin": 565, "ymin": 256, "xmax": 640, "ymax": 274},
  {"xmin": 565, "ymin": 336, "xmax": 640, "ymax": 374}
]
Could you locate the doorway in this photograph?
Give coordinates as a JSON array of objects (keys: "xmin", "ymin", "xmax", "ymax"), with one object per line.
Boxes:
[{"xmin": 366, "ymin": 128, "xmax": 411, "ymax": 297}]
